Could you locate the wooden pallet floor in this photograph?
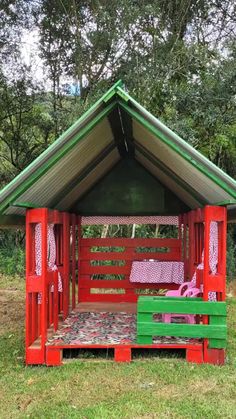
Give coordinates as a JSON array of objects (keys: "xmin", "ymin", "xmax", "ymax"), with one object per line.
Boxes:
[{"xmin": 45, "ymin": 302, "xmax": 203, "ymax": 365}]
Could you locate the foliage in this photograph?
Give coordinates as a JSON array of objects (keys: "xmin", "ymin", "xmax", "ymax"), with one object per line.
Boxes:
[
  {"xmin": 0, "ymin": 247, "xmax": 25, "ymax": 276},
  {"xmin": 0, "ymin": 1, "xmax": 236, "ymax": 180},
  {"xmin": 0, "ymin": 228, "xmax": 25, "ymax": 275}
]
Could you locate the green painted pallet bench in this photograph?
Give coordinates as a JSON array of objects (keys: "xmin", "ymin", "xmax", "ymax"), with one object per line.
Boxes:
[{"xmin": 137, "ymin": 296, "xmax": 227, "ymax": 349}]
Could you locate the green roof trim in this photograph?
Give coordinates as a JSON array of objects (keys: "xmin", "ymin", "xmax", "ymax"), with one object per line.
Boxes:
[
  {"xmin": 11, "ymin": 202, "xmax": 42, "ymax": 209},
  {"xmin": 214, "ymin": 199, "xmax": 236, "ymax": 206}
]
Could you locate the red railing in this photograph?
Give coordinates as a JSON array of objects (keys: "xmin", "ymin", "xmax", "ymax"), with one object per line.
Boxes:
[
  {"xmin": 186, "ymin": 205, "xmax": 227, "ymax": 302},
  {"xmin": 25, "ymin": 208, "xmax": 77, "ymax": 364},
  {"xmin": 78, "ymin": 237, "xmax": 182, "ymax": 303}
]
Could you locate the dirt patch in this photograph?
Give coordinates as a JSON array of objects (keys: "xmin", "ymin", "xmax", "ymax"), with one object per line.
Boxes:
[{"xmin": 0, "ymin": 288, "xmax": 24, "ymax": 335}]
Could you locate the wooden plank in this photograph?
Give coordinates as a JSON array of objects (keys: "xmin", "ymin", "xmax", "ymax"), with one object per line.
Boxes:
[
  {"xmin": 78, "ymin": 288, "xmax": 138, "ymax": 303},
  {"xmin": 80, "ymin": 263, "xmax": 131, "ymax": 275},
  {"xmin": 138, "ymin": 296, "xmax": 227, "ymax": 316},
  {"xmin": 76, "ymin": 302, "xmax": 137, "ymax": 313},
  {"xmin": 209, "ymin": 315, "xmax": 227, "ymax": 348},
  {"xmin": 208, "ymin": 339, "xmax": 227, "ymax": 349},
  {"xmin": 209, "ymin": 315, "xmax": 227, "ymax": 325},
  {"xmin": 80, "ymin": 250, "xmax": 181, "ymax": 261},
  {"xmin": 137, "ymin": 322, "xmax": 227, "ymax": 339},
  {"xmin": 80, "ymin": 238, "xmax": 181, "ymax": 248},
  {"xmin": 138, "ymin": 296, "xmax": 202, "ymax": 302},
  {"xmin": 137, "ymin": 313, "xmax": 153, "ymax": 322},
  {"xmin": 137, "ymin": 299, "xmax": 226, "ymax": 316},
  {"xmin": 80, "ymin": 280, "xmax": 128, "ymax": 288},
  {"xmin": 137, "ymin": 336, "xmax": 152, "ymax": 344},
  {"xmin": 79, "ymin": 279, "xmax": 178, "ymax": 289}
]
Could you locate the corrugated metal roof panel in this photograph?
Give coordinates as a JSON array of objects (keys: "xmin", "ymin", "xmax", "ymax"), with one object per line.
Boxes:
[
  {"xmin": 14, "ymin": 118, "xmax": 114, "ymax": 209},
  {"xmin": 57, "ymin": 148, "xmax": 120, "ymax": 210},
  {"xmin": 135, "ymin": 150, "xmax": 200, "ymax": 209},
  {"xmin": 5, "ymin": 207, "xmax": 26, "ymax": 216},
  {"xmin": 133, "ymin": 120, "xmax": 233, "ymax": 204}
]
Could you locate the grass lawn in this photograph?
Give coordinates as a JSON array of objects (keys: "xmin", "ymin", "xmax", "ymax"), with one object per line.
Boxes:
[{"xmin": 1, "ymin": 275, "xmax": 236, "ymax": 418}]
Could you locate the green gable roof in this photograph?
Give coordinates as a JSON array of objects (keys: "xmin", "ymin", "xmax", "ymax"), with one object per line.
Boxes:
[{"xmin": 1, "ymin": 80, "xmax": 236, "ymax": 226}]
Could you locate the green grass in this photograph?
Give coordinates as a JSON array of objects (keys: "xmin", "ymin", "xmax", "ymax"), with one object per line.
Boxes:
[{"xmin": 1, "ymin": 276, "xmax": 236, "ymax": 418}]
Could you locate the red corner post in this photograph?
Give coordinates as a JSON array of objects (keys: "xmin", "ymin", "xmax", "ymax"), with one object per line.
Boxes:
[
  {"xmin": 62, "ymin": 212, "xmax": 70, "ymax": 319},
  {"xmin": 25, "ymin": 208, "xmax": 49, "ymax": 365},
  {"xmin": 26, "ymin": 208, "xmax": 72, "ymax": 365},
  {"xmin": 203, "ymin": 205, "xmax": 227, "ymax": 365},
  {"xmin": 71, "ymin": 214, "xmax": 77, "ymax": 310}
]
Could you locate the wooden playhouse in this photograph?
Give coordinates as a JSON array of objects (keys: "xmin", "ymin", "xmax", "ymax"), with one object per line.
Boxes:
[{"xmin": 0, "ymin": 80, "xmax": 236, "ymax": 366}]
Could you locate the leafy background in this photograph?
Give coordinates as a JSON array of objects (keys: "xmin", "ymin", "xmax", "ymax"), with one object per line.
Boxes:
[{"xmin": 0, "ymin": 1, "xmax": 236, "ymax": 278}]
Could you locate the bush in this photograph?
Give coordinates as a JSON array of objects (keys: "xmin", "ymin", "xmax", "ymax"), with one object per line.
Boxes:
[{"xmin": 0, "ymin": 247, "xmax": 25, "ymax": 276}]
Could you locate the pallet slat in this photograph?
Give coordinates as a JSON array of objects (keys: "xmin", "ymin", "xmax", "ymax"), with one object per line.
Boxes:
[
  {"xmin": 137, "ymin": 296, "xmax": 227, "ymax": 349},
  {"xmin": 80, "ymin": 238, "xmax": 181, "ymax": 247},
  {"xmin": 137, "ymin": 322, "xmax": 227, "ymax": 341},
  {"xmin": 138, "ymin": 299, "xmax": 227, "ymax": 316},
  {"xmin": 80, "ymin": 250, "xmax": 180, "ymax": 261},
  {"xmin": 79, "ymin": 279, "xmax": 178, "ymax": 289}
]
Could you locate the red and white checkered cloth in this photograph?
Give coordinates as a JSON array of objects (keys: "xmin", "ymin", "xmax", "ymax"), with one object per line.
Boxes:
[
  {"xmin": 191, "ymin": 221, "xmax": 218, "ymax": 301},
  {"xmin": 81, "ymin": 216, "xmax": 179, "ymax": 225},
  {"xmin": 129, "ymin": 261, "xmax": 184, "ymax": 284},
  {"xmin": 35, "ymin": 223, "xmax": 62, "ymax": 304}
]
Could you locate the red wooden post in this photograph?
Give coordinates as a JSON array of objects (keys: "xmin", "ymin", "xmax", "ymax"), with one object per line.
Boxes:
[
  {"xmin": 41, "ymin": 208, "xmax": 49, "ymax": 352},
  {"xmin": 186, "ymin": 345, "xmax": 203, "ymax": 364},
  {"xmin": 218, "ymin": 207, "xmax": 227, "ymax": 301},
  {"xmin": 53, "ymin": 269, "xmax": 59, "ymax": 331},
  {"xmin": 78, "ymin": 216, "xmax": 81, "ymax": 303},
  {"xmin": 25, "ymin": 208, "xmax": 50, "ymax": 365},
  {"xmin": 25, "ymin": 210, "xmax": 32, "ymax": 351},
  {"xmin": 71, "ymin": 214, "xmax": 76, "ymax": 310},
  {"xmin": 62, "ymin": 212, "xmax": 70, "ymax": 319},
  {"xmin": 182, "ymin": 213, "xmax": 188, "ymax": 280},
  {"xmin": 204, "ymin": 348, "xmax": 225, "ymax": 365},
  {"xmin": 46, "ymin": 347, "xmax": 62, "ymax": 366},
  {"xmin": 114, "ymin": 346, "xmax": 132, "ymax": 362},
  {"xmin": 188, "ymin": 210, "xmax": 195, "ymax": 281},
  {"xmin": 202, "ymin": 206, "xmax": 227, "ymax": 364}
]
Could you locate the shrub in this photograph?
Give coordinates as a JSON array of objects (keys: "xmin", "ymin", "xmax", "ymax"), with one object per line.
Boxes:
[{"xmin": 0, "ymin": 247, "xmax": 25, "ymax": 276}]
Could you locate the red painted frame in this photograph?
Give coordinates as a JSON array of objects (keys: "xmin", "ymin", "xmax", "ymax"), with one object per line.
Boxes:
[{"xmin": 25, "ymin": 206, "xmax": 227, "ymax": 366}]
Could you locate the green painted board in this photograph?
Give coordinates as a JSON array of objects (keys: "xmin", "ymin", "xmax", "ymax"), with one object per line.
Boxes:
[
  {"xmin": 209, "ymin": 339, "xmax": 227, "ymax": 349},
  {"xmin": 137, "ymin": 322, "xmax": 227, "ymax": 339},
  {"xmin": 138, "ymin": 296, "xmax": 202, "ymax": 302},
  {"xmin": 209, "ymin": 315, "xmax": 227, "ymax": 325},
  {"xmin": 137, "ymin": 336, "xmax": 152, "ymax": 344},
  {"xmin": 137, "ymin": 299, "xmax": 226, "ymax": 316}
]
